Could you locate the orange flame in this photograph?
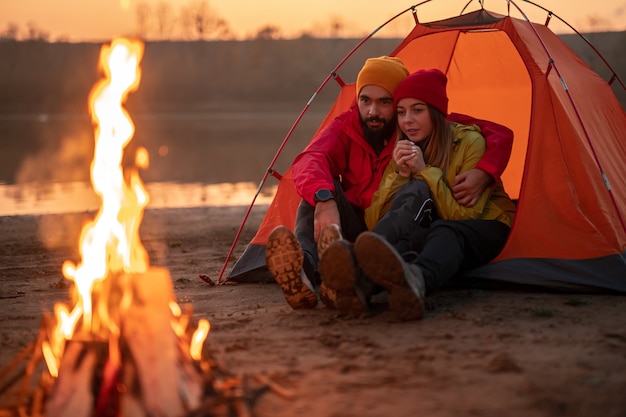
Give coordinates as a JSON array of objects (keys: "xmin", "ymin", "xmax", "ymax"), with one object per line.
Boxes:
[
  {"xmin": 62, "ymin": 38, "xmax": 148, "ymax": 331},
  {"xmin": 43, "ymin": 38, "xmax": 146, "ymax": 375},
  {"xmin": 43, "ymin": 37, "xmax": 210, "ymax": 378},
  {"xmin": 190, "ymin": 319, "xmax": 211, "ymax": 361}
]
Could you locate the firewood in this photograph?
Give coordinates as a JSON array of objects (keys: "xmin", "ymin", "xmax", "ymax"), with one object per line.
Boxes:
[
  {"xmin": 121, "ymin": 267, "xmax": 202, "ymax": 417},
  {"xmin": 252, "ymin": 374, "xmax": 294, "ymax": 400},
  {"xmin": 43, "ymin": 341, "xmax": 96, "ymax": 417},
  {"xmin": 1, "ymin": 265, "xmax": 276, "ymax": 417},
  {"xmin": 0, "ymin": 342, "xmax": 35, "ymax": 382}
]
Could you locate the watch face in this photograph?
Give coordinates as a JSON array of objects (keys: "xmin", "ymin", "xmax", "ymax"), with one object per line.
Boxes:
[{"xmin": 315, "ymin": 189, "xmax": 334, "ymax": 202}]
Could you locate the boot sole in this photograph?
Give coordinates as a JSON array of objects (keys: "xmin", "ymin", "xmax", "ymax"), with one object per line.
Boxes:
[{"xmin": 266, "ymin": 226, "xmax": 318, "ymax": 309}]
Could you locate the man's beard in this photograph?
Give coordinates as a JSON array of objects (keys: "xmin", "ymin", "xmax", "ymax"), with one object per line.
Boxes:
[{"xmin": 361, "ymin": 115, "xmax": 396, "ymax": 155}]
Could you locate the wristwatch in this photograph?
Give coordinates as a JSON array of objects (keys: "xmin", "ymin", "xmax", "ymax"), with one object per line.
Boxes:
[{"xmin": 314, "ymin": 188, "xmax": 335, "ymax": 203}]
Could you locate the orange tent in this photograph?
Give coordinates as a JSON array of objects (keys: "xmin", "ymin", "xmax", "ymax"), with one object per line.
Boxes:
[{"xmin": 225, "ymin": 6, "xmax": 626, "ymax": 291}]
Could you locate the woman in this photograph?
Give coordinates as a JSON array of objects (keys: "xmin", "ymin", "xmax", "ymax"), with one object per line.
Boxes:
[{"xmin": 319, "ymin": 68, "xmax": 517, "ymax": 320}]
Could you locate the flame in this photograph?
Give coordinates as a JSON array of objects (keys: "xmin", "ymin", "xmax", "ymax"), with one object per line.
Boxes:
[
  {"xmin": 190, "ymin": 319, "xmax": 211, "ymax": 361},
  {"xmin": 42, "ymin": 37, "xmax": 210, "ymax": 379},
  {"xmin": 62, "ymin": 38, "xmax": 148, "ymax": 331},
  {"xmin": 43, "ymin": 38, "xmax": 147, "ymax": 375}
]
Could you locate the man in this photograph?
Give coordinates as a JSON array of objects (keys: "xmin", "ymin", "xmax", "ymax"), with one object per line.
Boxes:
[{"xmin": 265, "ymin": 56, "xmax": 513, "ymax": 310}]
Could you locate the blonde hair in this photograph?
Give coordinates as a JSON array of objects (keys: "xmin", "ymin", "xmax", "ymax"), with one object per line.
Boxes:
[{"xmin": 422, "ymin": 105, "xmax": 453, "ymax": 174}]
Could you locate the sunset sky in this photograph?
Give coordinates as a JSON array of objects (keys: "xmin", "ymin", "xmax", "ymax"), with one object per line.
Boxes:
[{"xmin": 1, "ymin": 0, "xmax": 625, "ymax": 41}]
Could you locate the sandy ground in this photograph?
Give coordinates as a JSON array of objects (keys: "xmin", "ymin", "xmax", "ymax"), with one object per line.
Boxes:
[{"xmin": 1, "ymin": 206, "xmax": 625, "ymax": 417}]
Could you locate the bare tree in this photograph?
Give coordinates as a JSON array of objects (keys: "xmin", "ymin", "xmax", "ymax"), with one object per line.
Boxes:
[
  {"xmin": 0, "ymin": 22, "xmax": 20, "ymax": 41},
  {"xmin": 306, "ymin": 15, "xmax": 360, "ymax": 38},
  {"xmin": 155, "ymin": 1, "xmax": 176, "ymax": 40},
  {"xmin": 25, "ymin": 21, "xmax": 49, "ymax": 41},
  {"xmin": 135, "ymin": 1, "xmax": 152, "ymax": 39},
  {"xmin": 179, "ymin": 0, "xmax": 231, "ymax": 40},
  {"xmin": 254, "ymin": 24, "xmax": 282, "ymax": 40},
  {"xmin": 328, "ymin": 16, "xmax": 345, "ymax": 38},
  {"xmin": 297, "ymin": 30, "xmax": 315, "ymax": 39},
  {"xmin": 306, "ymin": 15, "xmax": 350, "ymax": 38},
  {"xmin": 584, "ymin": 15, "xmax": 613, "ymax": 31}
]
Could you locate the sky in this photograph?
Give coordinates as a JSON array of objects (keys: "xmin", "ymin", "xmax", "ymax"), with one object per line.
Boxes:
[{"xmin": 0, "ymin": 0, "xmax": 625, "ymax": 41}]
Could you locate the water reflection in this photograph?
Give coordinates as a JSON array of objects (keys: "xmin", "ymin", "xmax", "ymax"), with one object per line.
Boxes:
[{"xmin": 0, "ymin": 181, "xmax": 276, "ymax": 216}]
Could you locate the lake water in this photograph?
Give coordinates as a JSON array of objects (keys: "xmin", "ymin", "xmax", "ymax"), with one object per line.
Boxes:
[{"xmin": 0, "ymin": 181, "xmax": 276, "ymax": 217}]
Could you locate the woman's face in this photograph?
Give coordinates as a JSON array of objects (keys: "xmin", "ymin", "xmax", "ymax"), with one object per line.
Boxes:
[{"xmin": 396, "ymin": 98, "xmax": 433, "ymax": 144}]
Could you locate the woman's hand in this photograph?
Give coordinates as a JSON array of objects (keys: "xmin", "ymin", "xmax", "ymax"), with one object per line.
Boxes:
[{"xmin": 393, "ymin": 140, "xmax": 426, "ymax": 177}]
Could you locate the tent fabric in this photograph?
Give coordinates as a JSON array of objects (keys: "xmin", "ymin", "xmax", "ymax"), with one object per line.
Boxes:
[{"xmin": 227, "ymin": 9, "xmax": 626, "ymax": 292}]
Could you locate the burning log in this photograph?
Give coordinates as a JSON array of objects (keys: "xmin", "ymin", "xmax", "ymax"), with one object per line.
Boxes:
[
  {"xmin": 0, "ymin": 266, "xmax": 290, "ymax": 417},
  {"xmin": 44, "ymin": 341, "xmax": 98, "ymax": 417},
  {"xmin": 119, "ymin": 267, "xmax": 202, "ymax": 416},
  {"xmin": 43, "ymin": 267, "xmax": 203, "ymax": 417}
]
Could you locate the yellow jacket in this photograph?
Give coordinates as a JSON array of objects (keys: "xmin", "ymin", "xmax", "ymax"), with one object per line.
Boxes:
[{"xmin": 365, "ymin": 123, "xmax": 516, "ymax": 230}]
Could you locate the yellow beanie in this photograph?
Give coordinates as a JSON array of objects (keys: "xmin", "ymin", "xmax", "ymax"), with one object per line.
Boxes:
[{"xmin": 356, "ymin": 56, "xmax": 409, "ymax": 98}]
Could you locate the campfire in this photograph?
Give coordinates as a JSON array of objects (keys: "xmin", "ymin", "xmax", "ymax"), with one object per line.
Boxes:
[{"xmin": 0, "ymin": 38, "xmax": 287, "ymax": 417}]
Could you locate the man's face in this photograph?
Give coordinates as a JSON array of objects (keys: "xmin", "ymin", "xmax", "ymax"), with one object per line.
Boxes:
[
  {"xmin": 358, "ymin": 85, "xmax": 397, "ymax": 152},
  {"xmin": 357, "ymin": 85, "xmax": 396, "ymax": 130}
]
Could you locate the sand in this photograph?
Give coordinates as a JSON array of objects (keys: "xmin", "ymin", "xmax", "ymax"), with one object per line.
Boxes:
[{"xmin": 1, "ymin": 205, "xmax": 625, "ymax": 417}]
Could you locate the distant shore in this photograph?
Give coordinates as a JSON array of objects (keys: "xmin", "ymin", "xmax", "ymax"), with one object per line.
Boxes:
[{"xmin": 0, "ymin": 181, "xmax": 276, "ymax": 217}]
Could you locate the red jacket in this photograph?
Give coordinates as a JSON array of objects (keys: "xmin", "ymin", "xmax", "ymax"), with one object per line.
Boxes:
[{"xmin": 291, "ymin": 106, "xmax": 513, "ymax": 210}]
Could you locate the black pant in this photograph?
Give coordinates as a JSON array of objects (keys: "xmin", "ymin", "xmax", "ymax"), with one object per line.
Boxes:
[
  {"xmin": 372, "ymin": 179, "xmax": 436, "ymax": 254},
  {"xmin": 372, "ymin": 179, "xmax": 510, "ymax": 294},
  {"xmin": 416, "ymin": 219, "xmax": 510, "ymax": 293},
  {"xmin": 294, "ymin": 179, "xmax": 368, "ymax": 286}
]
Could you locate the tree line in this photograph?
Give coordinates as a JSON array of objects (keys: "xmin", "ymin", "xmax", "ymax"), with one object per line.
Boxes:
[{"xmin": 0, "ymin": 0, "xmax": 352, "ymax": 42}]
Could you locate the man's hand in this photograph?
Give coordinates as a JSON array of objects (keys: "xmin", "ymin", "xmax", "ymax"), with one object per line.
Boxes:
[
  {"xmin": 313, "ymin": 200, "xmax": 340, "ymax": 242},
  {"xmin": 452, "ymin": 169, "xmax": 492, "ymax": 207}
]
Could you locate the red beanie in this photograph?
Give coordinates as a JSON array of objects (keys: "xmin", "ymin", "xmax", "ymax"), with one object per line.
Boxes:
[{"xmin": 393, "ymin": 68, "xmax": 448, "ymax": 116}]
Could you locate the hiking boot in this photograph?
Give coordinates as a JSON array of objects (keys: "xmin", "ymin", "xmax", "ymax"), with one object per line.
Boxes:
[
  {"xmin": 317, "ymin": 223, "xmax": 342, "ymax": 259},
  {"xmin": 318, "ymin": 239, "xmax": 368, "ymax": 315},
  {"xmin": 266, "ymin": 226, "xmax": 318, "ymax": 309},
  {"xmin": 354, "ymin": 232, "xmax": 426, "ymax": 321}
]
